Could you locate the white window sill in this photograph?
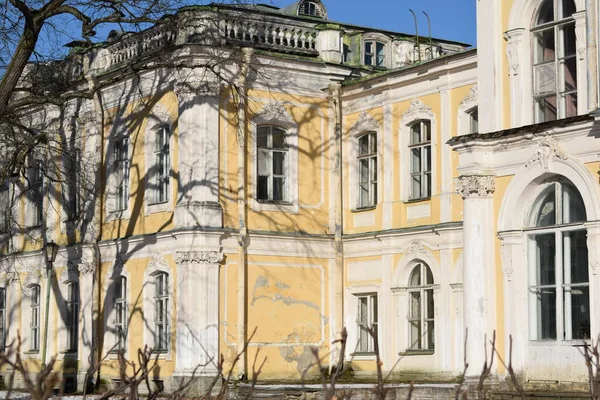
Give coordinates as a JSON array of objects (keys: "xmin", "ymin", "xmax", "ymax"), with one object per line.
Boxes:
[
  {"xmin": 252, "ymin": 199, "xmax": 299, "ymax": 214},
  {"xmin": 398, "ymin": 350, "xmax": 435, "ymax": 356},
  {"xmin": 146, "ymin": 200, "xmax": 172, "ymax": 215},
  {"xmin": 350, "ymin": 352, "xmax": 377, "ymax": 361}
]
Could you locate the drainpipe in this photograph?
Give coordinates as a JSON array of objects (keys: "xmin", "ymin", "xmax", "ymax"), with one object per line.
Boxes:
[
  {"xmin": 586, "ymin": 0, "xmax": 598, "ymax": 111},
  {"xmin": 328, "ymin": 82, "xmax": 344, "ymax": 361},
  {"xmin": 235, "ymin": 47, "xmax": 254, "ymax": 380}
]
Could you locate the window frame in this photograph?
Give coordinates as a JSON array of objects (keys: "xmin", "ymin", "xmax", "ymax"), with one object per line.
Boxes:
[
  {"xmin": 153, "ymin": 272, "xmax": 170, "ymax": 353},
  {"xmin": 357, "ymin": 131, "xmax": 378, "ymax": 209},
  {"xmin": 526, "ymin": 180, "xmax": 589, "ymax": 342},
  {"xmin": 29, "ymin": 284, "xmax": 41, "ymax": 352},
  {"xmin": 362, "ymin": 34, "xmax": 390, "ymax": 68},
  {"xmin": 113, "ymin": 276, "xmax": 128, "ymax": 353},
  {"xmin": 467, "ymin": 107, "xmax": 479, "ymax": 134},
  {"xmin": 148, "ymin": 125, "xmax": 171, "ymax": 206},
  {"xmin": 65, "ymin": 281, "xmax": 79, "ymax": 352},
  {"xmin": 27, "ymin": 163, "xmax": 44, "ymax": 228},
  {"xmin": 298, "ymin": 1, "xmax": 325, "ymax": 18},
  {"xmin": 256, "ymin": 125, "xmax": 289, "ymax": 204},
  {"xmin": 408, "ymin": 120, "xmax": 432, "ymax": 201},
  {"xmin": 407, "ymin": 262, "xmax": 435, "ymax": 351},
  {"xmin": 531, "ymin": 0, "xmax": 578, "ymax": 123},
  {"xmin": 355, "ymin": 293, "xmax": 378, "ymax": 354},
  {"xmin": 0, "ymin": 181, "xmax": 10, "ymax": 234},
  {"xmin": 113, "ymin": 136, "xmax": 130, "ymax": 212},
  {"xmin": 0, "ymin": 288, "xmax": 6, "ymax": 350}
]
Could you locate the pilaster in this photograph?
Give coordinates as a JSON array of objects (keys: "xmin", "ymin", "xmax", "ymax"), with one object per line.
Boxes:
[
  {"xmin": 573, "ymin": 11, "xmax": 589, "ymax": 114},
  {"xmin": 173, "ymin": 69, "xmax": 223, "ymax": 228},
  {"xmin": 504, "ymin": 28, "xmax": 526, "ymax": 127},
  {"xmin": 585, "ymin": 221, "xmax": 600, "ymax": 337},
  {"xmin": 76, "ymin": 246, "xmax": 98, "ymax": 390},
  {"xmin": 174, "ymin": 250, "xmax": 223, "ymax": 375},
  {"xmin": 454, "ymin": 174, "xmax": 496, "ymax": 377}
]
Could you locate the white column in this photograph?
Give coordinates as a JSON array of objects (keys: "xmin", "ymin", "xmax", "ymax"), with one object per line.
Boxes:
[
  {"xmin": 573, "ymin": 11, "xmax": 589, "ymax": 114},
  {"xmin": 454, "ymin": 175, "xmax": 496, "ymax": 378},
  {"xmin": 173, "ymin": 69, "xmax": 223, "ymax": 228},
  {"xmin": 174, "ymin": 251, "xmax": 222, "ymax": 375},
  {"xmin": 438, "ymin": 248, "xmax": 453, "ymax": 371},
  {"xmin": 77, "ymin": 258, "xmax": 96, "ymax": 386},
  {"xmin": 450, "ymin": 283, "xmax": 464, "ymax": 373},
  {"xmin": 498, "ymin": 231, "xmax": 527, "ymax": 374},
  {"xmin": 504, "ymin": 28, "xmax": 526, "ymax": 127},
  {"xmin": 382, "ymin": 104, "xmax": 393, "ymax": 230},
  {"xmin": 585, "ymin": 221, "xmax": 600, "ymax": 337}
]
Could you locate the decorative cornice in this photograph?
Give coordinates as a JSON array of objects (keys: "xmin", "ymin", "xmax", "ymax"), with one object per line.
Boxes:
[
  {"xmin": 349, "ymin": 111, "xmax": 380, "ymax": 134},
  {"xmin": 174, "ymin": 251, "xmax": 224, "ymax": 265},
  {"xmin": 454, "ymin": 175, "xmax": 495, "ymax": 199},
  {"xmin": 401, "ymin": 99, "xmax": 433, "ymax": 120},
  {"xmin": 404, "ymin": 240, "xmax": 427, "ymax": 257},
  {"xmin": 525, "ymin": 136, "xmax": 568, "ymax": 172},
  {"xmin": 173, "ymin": 68, "xmax": 219, "ymax": 100}
]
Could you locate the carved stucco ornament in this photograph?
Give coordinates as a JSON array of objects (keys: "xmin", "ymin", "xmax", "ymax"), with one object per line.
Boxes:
[
  {"xmin": 525, "ymin": 136, "xmax": 568, "ymax": 173},
  {"xmin": 454, "ymin": 175, "xmax": 496, "ymax": 199},
  {"xmin": 148, "ymin": 251, "xmax": 170, "ymax": 271},
  {"xmin": 404, "ymin": 240, "xmax": 427, "ymax": 257},
  {"xmin": 253, "ymin": 101, "xmax": 295, "ymax": 125},
  {"xmin": 459, "ymin": 85, "xmax": 478, "ymax": 108},
  {"xmin": 174, "ymin": 251, "xmax": 224, "ymax": 265},
  {"xmin": 401, "ymin": 99, "xmax": 433, "ymax": 120},
  {"xmin": 349, "ymin": 111, "xmax": 380, "ymax": 134},
  {"xmin": 0, "ymin": 256, "xmax": 18, "ymax": 282}
]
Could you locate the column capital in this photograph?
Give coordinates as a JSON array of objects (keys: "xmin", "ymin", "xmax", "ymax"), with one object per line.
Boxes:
[
  {"xmin": 503, "ymin": 28, "xmax": 526, "ymax": 77},
  {"xmin": 454, "ymin": 175, "xmax": 495, "ymax": 199},
  {"xmin": 174, "ymin": 250, "xmax": 224, "ymax": 265}
]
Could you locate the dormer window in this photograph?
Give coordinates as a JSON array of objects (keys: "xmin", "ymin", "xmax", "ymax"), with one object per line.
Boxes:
[
  {"xmin": 298, "ymin": 1, "xmax": 324, "ymax": 17},
  {"xmin": 364, "ymin": 41, "xmax": 386, "ymax": 67}
]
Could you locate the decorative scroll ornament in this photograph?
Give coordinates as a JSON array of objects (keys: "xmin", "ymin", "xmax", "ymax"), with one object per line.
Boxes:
[
  {"xmin": 401, "ymin": 99, "xmax": 433, "ymax": 120},
  {"xmin": 349, "ymin": 111, "xmax": 380, "ymax": 134},
  {"xmin": 148, "ymin": 251, "xmax": 170, "ymax": 271},
  {"xmin": 525, "ymin": 136, "xmax": 567, "ymax": 173},
  {"xmin": 78, "ymin": 262, "xmax": 96, "ymax": 275},
  {"xmin": 503, "ymin": 28, "xmax": 525, "ymax": 76},
  {"xmin": 174, "ymin": 68, "xmax": 219, "ymax": 100},
  {"xmin": 0, "ymin": 257, "xmax": 18, "ymax": 282},
  {"xmin": 174, "ymin": 251, "xmax": 224, "ymax": 265},
  {"xmin": 459, "ymin": 85, "xmax": 478, "ymax": 108},
  {"xmin": 253, "ymin": 101, "xmax": 295, "ymax": 125},
  {"xmin": 404, "ymin": 240, "xmax": 427, "ymax": 257},
  {"xmin": 454, "ymin": 175, "xmax": 496, "ymax": 199}
]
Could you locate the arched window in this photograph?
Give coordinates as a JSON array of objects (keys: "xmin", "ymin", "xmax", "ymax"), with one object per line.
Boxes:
[
  {"xmin": 357, "ymin": 132, "xmax": 377, "ymax": 208},
  {"xmin": 532, "ymin": 0, "xmax": 577, "ymax": 122},
  {"xmin": 257, "ymin": 125, "xmax": 288, "ymax": 203},
  {"xmin": 467, "ymin": 107, "xmax": 479, "ymax": 134},
  {"xmin": 364, "ymin": 40, "xmax": 386, "ymax": 67},
  {"xmin": 407, "ymin": 262, "xmax": 434, "ymax": 350},
  {"xmin": 153, "ymin": 272, "xmax": 169, "ymax": 352},
  {"xmin": 298, "ymin": 1, "xmax": 324, "ymax": 17},
  {"xmin": 528, "ymin": 179, "xmax": 589, "ymax": 340},
  {"xmin": 65, "ymin": 282, "xmax": 79, "ymax": 352},
  {"xmin": 29, "ymin": 284, "xmax": 41, "ymax": 352},
  {"xmin": 113, "ymin": 277, "xmax": 127, "ymax": 352},
  {"xmin": 409, "ymin": 120, "xmax": 431, "ymax": 200},
  {"xmin": 149, "ymin": 126, "xmax": 171, "ymax": 205}
]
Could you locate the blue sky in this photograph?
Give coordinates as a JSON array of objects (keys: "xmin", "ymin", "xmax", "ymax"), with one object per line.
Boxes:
[{"xmin": 273, "ymin": 0, "xmax": 477, "ymax": 46}]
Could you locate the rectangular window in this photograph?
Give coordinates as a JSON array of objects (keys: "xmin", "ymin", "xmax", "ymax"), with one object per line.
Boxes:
[
  {"xmin": 154, "ymin": 273, "xmax": 169, "ymax": 352},
  {"xmin": 0, "ymin": 288, "xmax": 6, "ymax": 349},
  {"xmin": 257, "ymin": 126, "xmax": 288, "ymax": 203},
  {"xmin": 364, "ymin": 41, "xmax": 386, "ymax": 67},
  {"xmin": 150, "ymin": 127, "xmax": 170, "ymax": 204},
  {"xmin": 356, "ymin": 293, "xmax": 377, "ymax": 353},
  {"xmin": 65, "ymin": 150, "xmax": 81, "ymax": 221},
  {"xmin": 65, "ymin": 282, "xmax": 79, "ymax": 352},
  {"xmin": 357, "ymin": 132, "xmax": 377, "ymax": 208},
  {"xmin": 114, "ymin": 277, "xmax": 127, "ymax": 352},
  {"xmin": 28, "ymin": 165, "xmax": 44, "ymax": 227},
  {"xmin": 30, "ymin": 285, "xmax": 40, "ymax": 352},
  {"xmin": 409, "ymin": 121, "xmax": 432, "ymax": 200},
  {"xmin": 0, "ymin": 182, "xmax": 9, "ymax": 233},
  {"xmin": 113, "ymin": 137, "xmax": 130, "ymax": 211}
]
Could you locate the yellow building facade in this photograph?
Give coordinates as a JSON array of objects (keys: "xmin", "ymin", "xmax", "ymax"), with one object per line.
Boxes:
[{"xmin": 1, "ymin": 0, "xmax": 599, "ymax": 395}]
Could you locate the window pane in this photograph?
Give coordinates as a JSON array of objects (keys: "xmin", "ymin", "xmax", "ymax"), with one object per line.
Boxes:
[
  {"xmin": 409, "ymin": 267, "xmax": 421, "ymax": 287},
  {"xmin": 427, "ymin": 321, "xmax": 435, "ymax": 350},
  {"xmin": 566, "ymin": 286, "xmax": 590, "ymax": 339},
  {"xmin": 359, "ymin": 159, "xmax": 370, "ymax": 184},
  {"xmin": 534, "ymin": 29, "xmax": 556, "ymax": 64},
  {"xmin": 410, "ymin": 291, "xmax": 421, "ymax": 319},
  {"xmin": 365, "ymin": 55, "xmax": 373, "ymax": 66},
  {"xmin": 562, "ymin": 57, "xmax": 577, "ymax": 92},
  {"xmin": 273, "ymin": 152, "xmax": 285, "ymax": 176},
  {"xmin": 365, "ymin": 42, "xmax": 372, "ymax": 54},
  {"xmin": 258, "ymin": 149, "xmax": 270, "ymax": 176},
  {"xmin": 426, "ymin": 289, "xmax": 434, "ymax": 319},
  {"xmin": 423, "ymin": 173, "xmax": 431, "ymax": 198},
  {"xmin": 273, "ymin": 177, "xmax": 284, "ymax": 201},
  {"xmin": 411, "ymin": 148, "xmax": 421, "ymax": 174},
  {"xmin": 534, "ymin": 63, "xmax": 557, "ymax": 95},
  {"xmin": 257, "ymin": 128, "xmax": 268, "ymax": 148},
  {"xmin": 272, "ymin": 129, "xmax": 286, "ymax": 149},
  {"xmin": 536, "ymin": 95, "xmax": 558, "ymax": 122},
  {"xmin": 424, "ymin": 145, "xmax": 431, "ymax": 173},
  {"xmin": 562, "ymin": 24, "xmax": 576, "ymax": 58},
  {"xmin": 564, "ymin": 92, "xmax": 578, "ymax": 118},
  {"xmin": 564, "ymin": 230, "xmax": 588, "ymax": 284},
  {"xmin": 563, "ymin": 183, "xmax": 586, "ymax": 223},
  {"xmin": 375, "ymin": 42, "xmax": 385, "ymax": 66},
  {"xmin": 561, "ymin": 0, "xmax": 576, "ymax": 18},
  {"xmin": 359, "ymin": 135, "xmax": 369, "ymax": 156},
  {"xmin": 257, "ymin": 176, "xmax": 268, "ymax": 200},
  {"xmin": 536, "ymin": 0, "xmax": 554, "ymax": 25},
  {"xmin": 425, "ymin": 266, "xmax": 433, "ymax": 285},
  {"xmin": 410, "ymin": 321, "xmax": 421, "ymax": 350},
  {"xmin": 371, "ymin": 157, "xmax": 377, "ymax": 182},
  {"xmin": 534, "ymin": 233, "xmax": 556, "ymax": 286},
  {"xmin": 469, "ymin": 109, "xmax": 479, "ymax": 133},
  {"xmin": 411, "ymin": 176, "xmax": 421, "ymax": 200},
  {"xmin": 369, "ymin": 133, "xmax": 377, "ymax": 154},
  {"xmin": 411, "ymin": 124, "xmax": 421, "ymax": 144},
  {"xmin": 534, "ymin": 187, "xmax": 556, "ymax": 227},
  {"xmin": 422, "ymin": 122, "xmax": 431, "ymax": 142},
  {"xmin": 534, "ymin": 287, "xmax": 557, "ymax": 339}
]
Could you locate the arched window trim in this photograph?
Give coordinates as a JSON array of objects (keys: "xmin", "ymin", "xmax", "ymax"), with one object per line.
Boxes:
[
  {"xmin": 297, "ymin": 0, "xmax": 327, "ymax": 18},
  {"xmin": 406, "ymin": 261, "xmax": 436, "ymax": 352},
  {"xmin": 505, "ymin": 0, "xmax": 586, "ymax": 126}
]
